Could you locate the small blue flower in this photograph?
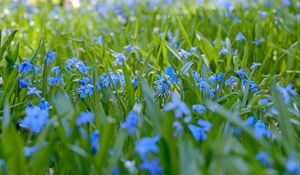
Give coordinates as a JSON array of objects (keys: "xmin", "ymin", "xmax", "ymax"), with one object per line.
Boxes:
[
  {"xmin": 225, "ymin": 76, "xmax": 237, "ymax": 86},
  {"xmin": 208, "ymin": 74, "xmax": 218, "ymax": 85},
  {"xmin": 178, "ymin": 49, "xmax": 191, "ymax": 60},
  {"xmin": 135, "ymin": 135, "xmax": 160, "ymax": 159},
  {"xmin": 219, "ymin": 48, "xmax": 229, "ymax": 55},
  {"xmin": 244, "ymin": 116, "xmax": 256, "ymax": 126},
  {"xmin": 154, "ymin": 75, "xmax": 170, "ymax": 94},
  {"xmin": 17, "ymin": 58, "xmax": 32, "ymax": 74},
  {"xmin": 19, "ymin": 78, "xmax": 29, "ymax": 88},
  {"xmin": 253, "ymin": 120, "xmax": 272, "ymax": 139},
  {"xmin": 48, "ymin": 74, "xmax": 64, "ymax": 86},
  {"xmin": 90, "ymin": 130, "xmax": 100, "ymax": 155},
  {"xmin": 173, "ymin": 121, "xmax": 183, "ymax": 136},
  {"xmin": 250, "ymin": 62, "xmax": 261, "ymax": 71},
  {"xmin": 258, "ymin": 98, "xmax": 270, "ymax": 105},
  {"xmin": 39, "ymin": 98, "xmax": 50, "ymax": 110},
  {"xmin": 192, "ymin": 104, "xmax": 206, "ymax": 115},
  {"xmin": 197, "ymin": 119, "xmax": 212, "ymax": 131},
  {"xmin": 188, "ymin": 124, "xmax": 207, "ymax": 142},
  {"xmin": 100, "ymin": 73, "xmax": 110, "ymax": 87},
  {"xmin": 66, "ymin": 57, "xmax": 79, "ymax": 69},
  {"xmin": 44, "ymin": 51, "xmax": 56, "ymax": 64},
  {"xmin": 196, "ymin": 79, "xmax": 210, "ymax": 91},
  {"xmin": 285, "ymin": 154, "xmax": 300, "ymax": 174},
  {"xmin": 236, "ymin": 69, "xmax": 247, "ymax": 79},
  {"xmin": 189, "ymin": 47, "xmax": 197, "ymax": 52},
  {"xmin": 23, "ymin": 145, "xmax": 40, "ymax": 157},
  {"xmin": 139, "ymin": 158, "xmax": 162, "ymax": 175},
  {"xmin": 76, "ymin": 112, "xmax": 94, "ymax": 126},
  {"xmin": 165, "ymin": 66, "xmax": 179, "ymax": 84},
  {"xmin": 121, "ymin": 110, "xmax": 139, "ymax": 135},
  {"xmin": 279, "ymin": 84, "xmax": 297, "ymax": 104},
  {"xmin": 27, "ymin": 87, "xmax": 42, "ymax": 97},
  {"xmin": 124, "ymin": 45, "xmax": 138, "ymax": 52},
  {"xmin": 77, "ymin": 61, "xmax": 90, "ymax": 74},
  {"xmin": 256, "ymin": 152, "xmax": 269, "ymax": 166},
  {"xmin": 19, "ymin": 105, "xmax": 49, "ymax": 134},
  {"xmin": 252, "ymin": 38, "xmax": 264, "ymax": 46},
  {"xmin": 112, "ymin": 52, "xmax": 127, "ymax": 65},
  {"xmin": 241, "ymin": 80, "xmax": 259, "ymax": 92},
  {"xmin": 164, "ymin": 92, "xmax": 191, "ymax": 118},
  {"xmin": 52, "ymin": 66, "xmax": 60, "ymax": 75},
  {"xmin": 235, "ymin": 32, "xmax": 246, "ymax": 41},
  {"xmin": 281, "ymin": 0, "xmax": 291, "ymax": 7},
  {"xmin": 78, "ymin": 84, "xmax": 94, "ymax": 98},
  {"xmin": 217, "ymin": 73, "xmax": 224, "ymax": 82}
]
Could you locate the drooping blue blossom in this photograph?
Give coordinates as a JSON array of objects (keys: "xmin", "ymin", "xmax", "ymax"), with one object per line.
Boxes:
[
  {"xmin": 76, "ymin": 112, "xmax": 95, "ymax": 126},
  {"xmin": 44, "ymin": 51, "xmax": 56, "ymax": 64},
  {"xmin": 124, "ymin": 45, "xmax": 138, "ymax": 52},
  {"xmin": 52, "ymin": 66, "xmax": 60, "ymax": 75},
  {"xmin": 258, "ymin": 98, "xmax": 270, "ymax": 105},
  {"xmin": 77, "ymin": 61, "xmax": 90, "ymax": 74},
  {"xmin": 255, "ymin": 152, "xmax": 269, "ymax": 166},
  {"xmin": 197, "ymin": 119, "xmax": 212, "ymax": 132},
  {"xmin": 164, "ymin": 66, "xmax": 179, "ymax": 84},
  {"xmin": 173, "ymin": 121, "xmax": 183, "ymax": 136},
  {"xmin": 23, "ymin": 145, "xmax": 40, "ymax": 157},
  {"xmin": 78, "ymin": 84, "xmax": 94, "ymax": 98},
  {"xmin": 112, "ymin": 52, "xmax": 127, "ymax": 65},
  {"xmin": 184, "ymin": 116, "xmax": 192, "ymax": 123},
  {"xmin": 154, "ymin": 75, "xmax": 170, "ymax": 94},
  {"xmin": 192, "ymin": 104, "xmax": 206, "ymax": 115},
  {"xmin": 164, "ymin": 92, "xmax": 191, "ymax": 118},
  {"xmin": 241, "ymin": 80, "xmax": 259, "ymax": 92},
  {"xmin": 188, "ymin": 124, "xmax": 207, "ymax": 142},
  {"xmin": 281, "ymin": 0, "xmax": 291, "ymax": 7},
  {"xmin": 250, "ymin": 62, "xmax": 261, "ymax": 71},
  {"xmin": 100, "ymin": 73, "xmax": 110, "ymax": 87},
  {"xmin": 121, "ymin": 110, "xmax": 139, "ymax": 135},
  {"xmin": 33, "ymin": 65, "xmax": 41, "ymax": 73},
  {"xmin": 48, "ymin": 74, "xmax": 64, "ymax": 86},
  {"xmin": 66, "ymin": 57, "xmax": 79, "ymax": 69},
  {"xmin": 285, "ymin": 154, "xmax": 300, "ymax": 174},
  {"xmin": 244, "ymin": 116, "xmax": 256, "ymax": 126},
  {"xmin": 19, "ymin": 78, "xmax": 29, "ymax": 88},
  {"xmin": 209, "ymin": 88, "xmax": 216, "ymax": 98},
  {"xmin": 139, "ymin": 158, "xmax": 162, "ymax": 175},
  {"xmin": 131, "ymin": 78, "xmax": 138, "ymax": 88},
  {"xmin": 178, "ymin": 49, "xmax": 191, "ymax": 60},
  {"xmin": 236, "ymin": 69, "xmax": 247, "ymax": 79},
  {"xmin": 279, "ymin": 84, "xmax": 297, "ymax": 104},
  {"xmin": 253, "ymin": 120, "xmax": 272, "ymax": 139},
  {"xmin": 225, "ymin": 76, "xmax": 237, "ymax": 86},
  {"xmin": 219, "ymin": 48, "xmax": 229, "ymax": 55},
  {"xmin": 39, "ymin": 98, "xmax": 50, "ymax": 110},
  {"xmin": 208, "ymin": 74, "xmax": 218, "ymax": 85},
  {"xmin": 27, "ymin": 87, "xmax": 42, "ymax": 97},
  {"xmin": 19, "ymin": 105, "xmax": 49, "ymax": 134},
  {"xmin": 90, "ymin": 130, "xmax": 100, "ymax": 155},
  {"xmin": 135, "ymin": 135, "xmax": 160, "ymax": 159},
  {"xmin": 189, "ymin": 47, "xmax": 197, "ymax": 53},
  {"xmin": 17, "ymin": 58, "xmax": 32, "ymax": 74},
  {"xmin": 196, "ymin": 79, "xmax": 210, "ymax": 91},
  {"xmin": 235, "ymin": 32, "xmax": 246, "ymax": 41}
]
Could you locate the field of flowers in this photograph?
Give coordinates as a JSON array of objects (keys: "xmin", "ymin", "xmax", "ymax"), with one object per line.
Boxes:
[{"xmin": 0, "ymin": 0, "xmax": 299, "ymax": 174}]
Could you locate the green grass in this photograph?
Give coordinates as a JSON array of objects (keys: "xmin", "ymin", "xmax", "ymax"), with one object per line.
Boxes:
[{"xmin": 0, "ymin": 0, "xmax": 299, "ymax": 175}]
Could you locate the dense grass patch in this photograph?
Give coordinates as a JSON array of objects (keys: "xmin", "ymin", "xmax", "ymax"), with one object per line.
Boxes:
[{"xmin": 0, "ymin": 0, "xmax": 299, "ymax": 174}]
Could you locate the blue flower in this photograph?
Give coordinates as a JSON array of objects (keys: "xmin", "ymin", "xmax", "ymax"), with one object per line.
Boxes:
[
  {"xmin": 139, "ymin": 158, "xmax": 162, "ymax": 175},
  {"xmin": 196, "ymin": 79, "xmax": 210, "ymax": 91},
  {"xmin": 188, "ymin": 120, "xmax": 211, "ymax": 142},
  {"xmin": 241, "ymin": 80, "xmax": 259, "ymax": 92},
  {"xmin": 244, "ymin": 116, "xmax": 256, "ymax": 126},
  {"xmin": 258, "ymin": 98, "xmax": 270, "ymax": 105},
  {"xmin": 279, "ymin": 84, "xmax": 297, "ymax": 104},
  {"xmin": 286, "ymin": 154, "xmax": 300, "ymax": 174},
  {"xmin": 135, "ymin": 135, "xmax": 160, "ymax": 159},
  {"xmin": 256, "ymin": 152, "xmax": 269, "ymax": 166},
  {"xmin": 77, "ymin": 61, "xmax": 90, "ymax": 74},
  {"xmin": 252, "ymin": 38, "xmax": 264, "ymax": 46},
  {"xmin": 44, "ymin": 51, "xmax": 56, "ymax": 64},
  {"xmin": 219, "ymin": 48, "xmax": 229, "ymax": 55},
  {"xmin": 164, "ymin": 66, "xmax": 179, "ymax": 84},
  {"xmin": 197, "ymin": 119, "xmax": 212, "ymax": 131},
  {"xmin": 76, "ymin": 112, "xmax": 94, "ymax": 126},
  {"xmin": 208, "ymin": 74, "xmax": 218, "ymax": 85},
  {"xmin": 192, "ymin": 104, "xmax": 206, "ymax": 114},
  {"xmin": 235, "ymin": 32, "xmax": 246, "ymax": 41},
  {"xmin": 121, "ymin": 110, "xmax": 139, "ymax": 135},
  {"xmin": 173, "ymin": 121, "xmax": 183, "ymax": 136},
  {"xmin": 100, "ymin": 73, "xmax": 110, "ymax": 87},
  {"xmin": 189, "ymin": 47, "xmax": 197, "ymax": 52},
  {"xmin": 48, "ymin": 74, "xmax": 64, "ymax": 86},
  {"xmin": 17, "ymin": 58, "xmax": 32, "ymax": 74},
  {"xmin": 225, "ymin": 76, "xmax": 237, "ymax": 86},
  {"xmin": 27, "ymin": 87, "xmax": 42, "ymax": 97},
  {"xmin": 281, "ymin": 0, "xmax": 291, "ymax": 7},
  {"xmin": 250, "ymin": 62, "xmax": 261, "ymax": 71},
  {"xmin": 90, "ymin": 130, "xmax": 100, "ymax": 155},
  {"xmin": 39, "ymin": 98, "xmax": 50, "ymax": 110},
  {"xmin": 131, "ymin": 78, "xmax": 138, "ymax": 88},
  {"xmin": 124, "ymin": 45, "xmax": 138, "ymax": 52},
  {"xmin": 19, "ymin": 105, "xmax": 49, "ymax": 134},
  {"xmin": 78, "ymin": 84, "xmax": 94, "ymax": 98},
  {"xmin": 19, "ymin": 78, "xmax": 29, "ymax": 88},
  {"xmin": 23, "ymin": 145, "xmax": 40, "ymax": 157},
  {"xmin": 66, "ymin": 57, "xmax": 79, "ymax": 69},
  {"xmin": 178, "ymin": 49, "xmax": 191, "ymax": 60},
  {"xmin": 154, "ymin": 75, "xmax": 170, "ymax": 94},
  {"xmin": 164, "ymin": 92, "xmax": 191, "ymax": 118},
  {"xmin": 253, "ymin": 120, "xmax": 272, "ymax": 139},
  {"xmin": 236, "ymin": 69, "xmax": 247, "ymax": 79},
  {"xmin": 52, "ymin": 66, "xmax": 60, "ymax": 75},
  {"xmin": 112, "ymin": 52, "xmax": 127, "ymax": 65}
]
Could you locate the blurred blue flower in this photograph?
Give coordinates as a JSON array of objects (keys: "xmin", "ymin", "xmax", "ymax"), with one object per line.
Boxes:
[
  {"xmin": 241, "ymin": 80, "xmax": 259, "ymax": 92},
  {"xmin": 48, "ymin": 74, "xmax": 64, "ymax": 86},
  {"xmin": 121, "ymin": 110, "xmax": 139, "ymax": 135},
  {"xmin": 285, "ymin": 154, "xmax": 300, "ymax": 174},
  {"xmin": 256, "ymin": 152, "xmax": 269, "ymax": 166},
  {"xmin": 113, "ymin": 52, "xmax": 127, "ymax": 65},
  {"xmin": 279, "ymin": 84, "xmax": 297, "ymax": 104},
  {"xmin": 23, "ymin": 145, "xmax": 40, "ymax": 157},
  {"xmin": 189, "ymin": 47, "xmax": 197, "ymax": 52},
  {"xmin": 188, "ymin": 124, "xmax": 207, "ymax": 142},
  {"xmin": 44, "ymin": 51, "xmax": 56, "ymax": 64},
  {"xmin": 197, "ymin": 119, "xmax": 212, "ymax": 131},
  {"xmin": 77, "ymin": 61, "xmax": 90, "ymax": 74},
  {"xmin": 173, "ymin": 121, "xmax": 183, "ymax": 136},
  {"xmin": 258, "ymin": 98, "xmax": 270, "ymax": 105},
  {"xmin": 253, "ymin": 120, "xmax": 272, "ymax": 139},
  {"xmin": 250, "ymin": 62, "xmax": 261, "ymax": 71},
  {"xmin": 244, "ymin": 116, "xmax": 256, "ymax": 126},
  {"xmin": 19, "ymin": 78, "xmax": 29, "ymax": 88},
  {"xmin": 27, "ymin": 87, "xmax": 42, "ymax": 97},
  {"xmin": 90, "ymin": 130, "xmax": 100, "ymax": 155},
  {"xmin": 235, "ymin": 32, "xmax": 246, "ymax": 41},
  {"xmin": 252, "ymin": 38, "xmax": 264, "ymax": 46},
  {"xmin": 39, "ymin": 98, "xmax": 50, "ymax": 110},
  {"xmin": 236, "ymin": 69, "xmax": 247, "ymax": 79},
  {"xmin": 165, "ymin": 66, "xmax": 179, "ymax": 84},
  {"xmin": 76, "ymin": 112, "xmax": 94, "ymax": 126},
  {"xmin": 78, "ymin": 84, "xmax": 94, "ymax": 98},
  {"xmin": 178, "ymin": 49, "xmax": 191, "ymax": 60},
  {"xmin": 164, "ymin": 92, "xmax": 191, "ymax": 118},
  {"xmin": 19, "ymin": 105, "xmax": 49, "ymax": 134},
  {"xmin": 17, "ymin": 58, "xmax": 32, "ymax": 74},
  {"xmin": 225, "ymin": 76, "xmax": 237, "ymax": 86},
  {"xmin": 219, "ymin": 48, "xmax": 229, "ymax": 55},
  {"xmin": 124, "ymin": 45, "xmax": 138, "ymax": 52},
  {"xmin": 192, "ymin": 104, "xmax": 206, "ymax": 114},
  {"xmin": 154, "ymin": 75, "xmax": 170, "ymax": 94},
  {"xmin": 135, "ymin": 135, "xmax": 160, "ymax": 159},
  {"xmin": 139, "ymin": 158, "xmax": 162, "ymax": 175},
  {"xmin": 281, "ymin": 0, "xmax": 291, "ymax": 7}
]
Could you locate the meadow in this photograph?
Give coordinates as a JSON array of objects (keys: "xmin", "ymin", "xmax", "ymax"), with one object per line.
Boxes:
[{"xmin": 0, "ymin": 0, "xmax": 299, "ymax": 174}]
